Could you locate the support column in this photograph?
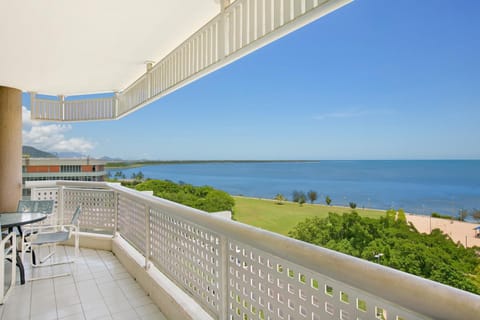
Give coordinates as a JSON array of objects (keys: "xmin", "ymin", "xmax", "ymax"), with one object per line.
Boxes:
[{"xmin": 0, "ymin": 86, "xmax": 22, "ymax": 212}]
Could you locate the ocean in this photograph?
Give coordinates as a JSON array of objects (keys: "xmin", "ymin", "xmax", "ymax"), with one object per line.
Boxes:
[{"xmin": 108, "ymin": 160, "xmax": 480, "ymax": 217}]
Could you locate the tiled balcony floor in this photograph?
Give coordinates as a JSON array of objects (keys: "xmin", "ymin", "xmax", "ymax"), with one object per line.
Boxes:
[{"xmin": 1, "ymin": 246, "xmax": 167, "ymax": 320}]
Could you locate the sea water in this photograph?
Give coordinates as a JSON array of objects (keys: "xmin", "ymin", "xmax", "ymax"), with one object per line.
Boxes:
[{"xmin": 109, "ymin": 160, "xmax": 480, "ymax": 217}]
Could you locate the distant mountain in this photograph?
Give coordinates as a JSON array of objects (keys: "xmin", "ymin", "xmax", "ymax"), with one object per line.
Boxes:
[
  {"xmin": 55, "ymin": 151, "xmax": 85, "ymax": 158},
  {"xmin": 100, "ymin": 156, "xmax": 123, "ymax": 161},
  {"xmin": 22, "ymin": 146, "xmax": 56, "ymax": 158}
]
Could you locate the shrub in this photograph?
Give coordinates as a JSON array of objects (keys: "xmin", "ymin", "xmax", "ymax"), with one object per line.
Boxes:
[
  {"xmin": 431, "ymin": 212, "xmax": 452, "ymax": 220},
  {"xmin": 274, "ymin": 193, "xmax": 286, "ymax": 205},
  {"xmin": 134, "ymin": 179, "xmax": 234, "ymax": 213}
]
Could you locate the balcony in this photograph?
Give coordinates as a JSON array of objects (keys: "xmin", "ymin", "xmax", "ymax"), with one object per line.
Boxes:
[
  {"xmin": 1, "ymin": 180, "xmax": 477, "ymax": 320},
  {"xmin": 1, "ymin": 246, "xmax": 166, "ymax": 320}
]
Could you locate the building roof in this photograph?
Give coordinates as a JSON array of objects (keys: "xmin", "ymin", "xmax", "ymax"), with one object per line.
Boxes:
[{"xmin": 22, "ymin": 157, "xmax": 106, "ymax": 165}]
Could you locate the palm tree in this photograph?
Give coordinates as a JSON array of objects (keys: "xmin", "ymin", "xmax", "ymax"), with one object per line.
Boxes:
[
  {"xmin": 325, "ymin": 195, "xmax": 332, "ymax": 206},
  {"xmin": 307, "ymin": 190, "xmax": 318, "ymax": 204}
]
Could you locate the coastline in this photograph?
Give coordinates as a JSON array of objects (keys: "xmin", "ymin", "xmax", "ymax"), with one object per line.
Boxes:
[
  {"xmin": 108, "ymin": 161, "xmax": 479, "ymax": 219},
  {"xmin": 105, "ymin": 160, "xmax": 319, "ymax": 169},
  {"xmin": 406, "ymin": 213, "xmax": 480, "ymax": 248},
  {"xmin": 234, "ymin": 195, "xmax": 480, "ymax": 248}
]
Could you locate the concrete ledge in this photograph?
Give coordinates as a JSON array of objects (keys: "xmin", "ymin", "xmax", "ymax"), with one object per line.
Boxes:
[
  {"xmin": 62, "ymin": 232, "xmax": 113, "ymax": 251},
  {"xmin": 112, "ymin": 236, "xmax": 213, "ymax": 320}
]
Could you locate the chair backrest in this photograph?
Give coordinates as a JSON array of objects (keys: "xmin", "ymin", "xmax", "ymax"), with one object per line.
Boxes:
[
  {"xmin": 71, "ymin": 206, "xmax": 82, "ymax": 225},
  {"xmin": 17, "ymin": 200, "xmax": 54, "ymax": 214}
]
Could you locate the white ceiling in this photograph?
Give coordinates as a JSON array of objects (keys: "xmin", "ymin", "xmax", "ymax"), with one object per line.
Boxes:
[{"xmin": 0, "ymin": 0, "xmax": 220, "ymax": 95}]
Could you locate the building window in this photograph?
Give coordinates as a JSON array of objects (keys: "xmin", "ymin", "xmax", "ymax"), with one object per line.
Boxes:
[{"xmin": 60, "ymin": 165, "xmax": 82, "ymax": 173}]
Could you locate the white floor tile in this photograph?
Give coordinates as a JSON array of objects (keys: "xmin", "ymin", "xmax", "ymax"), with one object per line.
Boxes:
[
  {"xmin": 134, "ymin": 304, "xmax": 159, "ymax": 317},
  {"xmin": 1, "ymin": 246, "xmax": 167, "ymax": 320},
  {"xmin": 59, "ymin": 313, "xmax": 86, "ymax": 320},
  {"xmin": 111, "ymin": 309, "xmax": 140, "ymax": 320},
  {"xmin": 57, "ymin": 303, "xmax": 83, "ymax": 319}
]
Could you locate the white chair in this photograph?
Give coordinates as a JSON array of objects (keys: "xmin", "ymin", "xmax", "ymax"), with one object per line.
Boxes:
[
  {"xmin": 17, "ymin": 200, "xmax": 54, "ymax": 215},
  {"xmin": 22, "ymin": 206, "xmax": 81, "ymax": 280},
  {"xmin": 17, "ymin": 200, "xmax": 55, "ymax": 228},
  {"xmin": 0, "ymin": 225, "xmax": 16, "ymax": 304}
]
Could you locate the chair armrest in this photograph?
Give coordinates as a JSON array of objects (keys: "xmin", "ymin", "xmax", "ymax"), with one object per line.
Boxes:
[{"xmin": 1, "ymin": 231, "xmax": 16, "ymax": 252}]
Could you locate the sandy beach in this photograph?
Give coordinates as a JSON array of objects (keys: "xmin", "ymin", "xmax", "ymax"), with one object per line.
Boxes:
[{"xmin": 406, "ymin": 214, "xmax": 480, "ymax": 248}]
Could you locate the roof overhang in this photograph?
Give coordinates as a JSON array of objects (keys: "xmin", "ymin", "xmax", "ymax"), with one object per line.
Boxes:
[
  {"xmin": 0, "ymin": 0, "xmax": 353, "ymax": 120},
  {"xmin": 1, "ymin": 0, "xmax": 220, "ymax": 95}
]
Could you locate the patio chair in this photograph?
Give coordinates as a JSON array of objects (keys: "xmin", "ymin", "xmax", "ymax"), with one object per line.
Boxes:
[
  {"xmin": 17, "ymin": 200, "xmax": 55, "ymax": 227},
  {"xmin": 0, "ymin": 224, "xmax": 16, "ymax": 304},
  {"xmin": 16, "ymin": 200, "xmax": 55, "ymax": 262},
  {"xmin": 22, "ymin": 206, "xmax": 81, "ymax": 280}
]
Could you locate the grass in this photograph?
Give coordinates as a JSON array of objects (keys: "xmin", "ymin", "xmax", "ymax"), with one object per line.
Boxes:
[{"xmin": 233, "ymin": 196, "xmax": 386, "ymax": 236}]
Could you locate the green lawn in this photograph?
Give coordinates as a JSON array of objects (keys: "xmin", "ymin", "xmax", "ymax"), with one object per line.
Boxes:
[{"xmin": 233, "ymin": 196, "xmax": 386, "ymax": 236}]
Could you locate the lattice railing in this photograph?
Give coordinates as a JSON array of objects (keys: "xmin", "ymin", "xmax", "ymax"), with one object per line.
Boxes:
[
  {"xmin": 29, "ymin": 181, "xmax": 480, "ymax": 320},
  {"xmin": 227, "ymin": 240, "xmax": 414, "ymax": 320},
  {"xmin": 149, "ymin": 207, "xmax": 224, "ymax": 316},
  {"xmin": 63, "ymin": 187, "xmax": 115, "ymax": 233},
  {"xmin": 30, "ymin": 186, "xmax": 60, "ymax": 225},
  {"xmin": 117, "ymin": 194, "xmax": 147, "ymax": 255}
]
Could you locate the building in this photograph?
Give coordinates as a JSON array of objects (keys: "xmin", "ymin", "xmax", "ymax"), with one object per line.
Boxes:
[{"xmin": 22, "ymin": 157, "xmax": 106, "ymax": 197}]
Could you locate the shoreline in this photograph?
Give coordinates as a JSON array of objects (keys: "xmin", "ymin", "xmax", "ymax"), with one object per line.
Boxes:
[
  {"xmin": 233, "ymin": 195, "xmax": 480, "ymax": 248},
  {"xmin": 105, "ymin": 160, "xmax": 319, "ymax": 169}
]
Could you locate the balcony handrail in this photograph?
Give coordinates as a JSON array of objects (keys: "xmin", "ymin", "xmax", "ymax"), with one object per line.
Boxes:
[{"xmin": 32, "ymin": 180, "xmax": 480, "ymax": 320}]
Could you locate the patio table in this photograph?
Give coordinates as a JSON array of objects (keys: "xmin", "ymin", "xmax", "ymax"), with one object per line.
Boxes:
[{"xmin": 0, "ymin": 212, "xmax": 47, "ymax": 284}]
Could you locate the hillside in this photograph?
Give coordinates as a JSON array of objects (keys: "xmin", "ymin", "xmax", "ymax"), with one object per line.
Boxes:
[{"xmin": 22, "ymin": 146, "xmax": 56, "ymax": 158}]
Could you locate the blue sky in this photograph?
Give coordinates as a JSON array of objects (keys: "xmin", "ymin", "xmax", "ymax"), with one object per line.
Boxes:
[{"xmin": 22, "ymin": 0, "xmax": 480, "ymax": 160}]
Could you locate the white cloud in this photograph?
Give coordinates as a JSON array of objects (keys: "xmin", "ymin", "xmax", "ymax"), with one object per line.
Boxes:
[{"xmin": 22, "ymin": 106, "xmax": 94, "ymax": 154}]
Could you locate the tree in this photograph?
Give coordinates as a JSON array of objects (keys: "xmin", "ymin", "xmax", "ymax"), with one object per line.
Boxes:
[
  {"xmin": 274, "ymin": 193, "xmax": 286, "ymax": 205},
  {"xmin": 298, "ymin": 193, "xmax": 306, "ymax": 206},
  {"xmin": 289, "ymin": 211, "xmax": 480, "ymax": 294},
  {"xmin": 349, "ymin": 202, "xmax": 357, "ymax": 209},
  {"xmin": 292, "ymin": 190, "xmax": 301, "ymax": 203},
  {"xmin": 325, "ymin": 195, "xmax": 332, "ymax": 206},
  {"xmin": 114, "ymin": 171, "xmax": 125, "ymax": 180},
  {"xmin": 307, "ymin": 190, "xmax": 318, "ymax": 204},
  {"xmin": 470, "ymin": 208, "xmax": 480, "ymax": 222},
  {"xmin": 135, "ymin": 179, "xmax": 235, "ymax": 213},
  {"xmin": 458, "ymin": 209, "xmax": 468, "ymax": 221},
  {"xmin": 397, "ymin": 209, "xmax": 407, "ymax": 224},
  {"xmin": 136, "ymin": 171, "xmax": 144, "ymax": 181}
]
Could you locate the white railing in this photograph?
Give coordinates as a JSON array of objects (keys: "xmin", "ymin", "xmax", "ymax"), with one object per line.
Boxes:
[
  {"xmin": 31, "ymin": 96, "xmax": 116, "ymax": 121},
  {"xmin": 30, "ymin": 0, "xmax": 353, "ymax": 121},
  {"xmin": 64, "ymin": 98, "xmax": 115, "ymax": 121},
  {"xmin": 28, "ymin": 181, "xmax": 480, "ymax": 320}
]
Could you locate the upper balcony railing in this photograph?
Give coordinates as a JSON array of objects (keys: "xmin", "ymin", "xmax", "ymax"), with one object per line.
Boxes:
[
  {"xmin": 27, "ymin": 180, "xmax": 480, "ymax": 320},
  {"xmin": 29, "ymin": 0, "xmax": 353, "ymax": 122}
]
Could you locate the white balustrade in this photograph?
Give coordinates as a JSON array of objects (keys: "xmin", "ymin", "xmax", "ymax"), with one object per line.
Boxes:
[
  {"xmin": 64, "ymin": 98, "xmax": 115, "ymax": 121},
  {"xmin": 31, "ymin": 99, "xmax": 62, "ymax": 121},
  {"xmin": 30, "ymin": 0, "xmax": 353, "ymax": 121},
  {"xmin": 28, "ymin": 181, "xmax": 480, "ymax": 320},
  {"xmin": 31, "ymin": 97, "xmax": 115, "ymax": 121}
]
